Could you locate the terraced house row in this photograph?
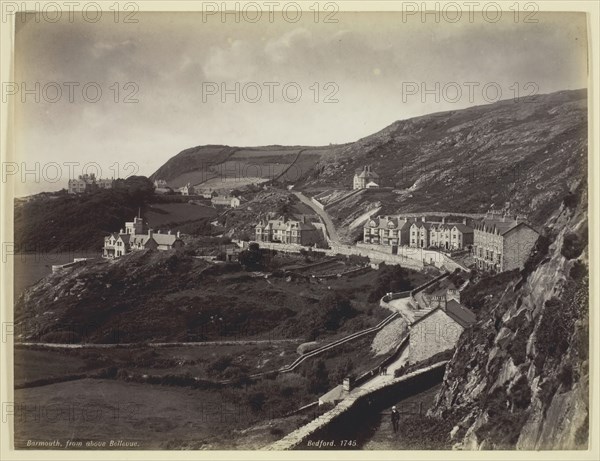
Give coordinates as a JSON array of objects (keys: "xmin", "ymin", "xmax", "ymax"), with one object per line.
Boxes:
[
  {"xmin": 363, "ymin": 216, "xmax": 473, "ymax": 250},
  {"xmin": 363, "ymin": 211, "xmax": 539, "ymax": 272}
]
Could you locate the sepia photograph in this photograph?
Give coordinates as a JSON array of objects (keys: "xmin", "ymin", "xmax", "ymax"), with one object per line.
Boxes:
[{"xmin": 0, "ymin": 1, "xmax": 596, "ymax": 457}]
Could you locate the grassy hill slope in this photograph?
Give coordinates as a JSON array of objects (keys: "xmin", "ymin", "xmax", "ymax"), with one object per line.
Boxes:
[
  {"xmin": 306, "ymin": 89, "xmax": 587, "ymax": 228},
  {"xmin": 151, "ymin": 89, "xmax": 587, "ymax": 235},
  {"xmin": 150, "ymin": 145, "xmax": 338, "ymax": 189},
  {"xmin": 14, "ymin": 177, "xmax": 155, "ymax": 253}
]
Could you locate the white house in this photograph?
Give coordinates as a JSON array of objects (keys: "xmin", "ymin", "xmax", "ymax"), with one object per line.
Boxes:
[
  {"xmin": 353, "ymin": 165, "xmax": 379, "ymax": 190},
  {"xmin": 211, "ymin": 195, "xmax": 240, "ymax": 208},
  {"xmin": 102, "ymin": 216, "xmax": 184, "ymax": 258}
]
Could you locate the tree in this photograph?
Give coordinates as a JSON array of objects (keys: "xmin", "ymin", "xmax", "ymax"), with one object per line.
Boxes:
[
  {"xmin": 368, "ymin": 265, "xmax": 412, "ymax": 302},
  {"xmin": 333, "ymin": 358, "xmax": 354, "ymax": 385},
  {"xmin": 319, "ymin": 292, "xmax": 356, "ymax": 331},
  {"xmin": 308, "ymin": 359, "xmax": 329, "ymax": 394},
  {"xmin": 239, "ymin": 242, "xmax": 263, "ymax": 270}
]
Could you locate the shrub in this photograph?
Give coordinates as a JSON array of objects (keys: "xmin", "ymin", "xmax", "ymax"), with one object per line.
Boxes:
[
  {"xmin": 367, "ymin": 265, "xmax": 412, "ymax": 302},
  {"xmin": 306, "ymin": 359, "xmax": 329, "ymax": 394},
  {"xmin": 561, "ymin": 230, "xmax": 587, "ymax": 260},
  {"xmin": 269, "ymin": 427, "xmax": 284, "ymax": 437},
  {"xmin": 318, "ymin": 292, "xmax": 356, "ymax": 331},
  {"xmin": 247, "ymin": 391, "xmax": 267, "ymax": 412},
  {"xmin": 509, "ymin": 375, "xmax": 532, "ymax": 410},
  {"xmin": 569, "ymin": 261, "xmax": 588, "ymax": 281},
  {"xmin": 39, "ymin": 330, "xmax": 81, "ymax": 343},
  {"xmin": 208, "ymin": 355, "xmax": 234, "ymax": 373},
  {"xmin": 557, "ymin": 363, "xmax": 574, "ymax": 391}
]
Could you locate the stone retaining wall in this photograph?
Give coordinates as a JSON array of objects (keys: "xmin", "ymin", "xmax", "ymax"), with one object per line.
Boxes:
[{"xmin": 266, "ymin": 361, "xmax": 448, "ymax": 450}]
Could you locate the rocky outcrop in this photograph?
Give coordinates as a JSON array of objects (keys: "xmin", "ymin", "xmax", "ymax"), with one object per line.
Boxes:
[{"xmin": 428, "ymin": 185, "xmax": 588, "ymax": 449}]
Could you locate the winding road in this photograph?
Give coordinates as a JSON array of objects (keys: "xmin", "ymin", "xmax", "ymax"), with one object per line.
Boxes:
[{"xmin": 293, "ymin": 191, "xmax": 340, "ymax": 244}]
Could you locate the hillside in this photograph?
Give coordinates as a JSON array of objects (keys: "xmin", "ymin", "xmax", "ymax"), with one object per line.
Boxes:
[
  {"xmin": 310, "ymin": 89, "xmax": 587, "ymax": 230},
  {"xmin": 428, "ymin": 182, "xmax": 588, "ymax": 449},
  {"xmin": 150, "ymin": 144, "xmax": 336, "ymax": 189},
  {"xmin": 151, "ymin": 90, "xmax": 587, "ymax": 238},
  {"xmin": 14, "ymin": 176, "xmax": 155, "ymax": 253},
  {"xmin": 13, "ymin": 249, "xmax": 403, "ymax": 344}
]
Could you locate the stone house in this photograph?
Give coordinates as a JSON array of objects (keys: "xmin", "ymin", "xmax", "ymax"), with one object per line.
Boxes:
[
  {"xmin": 409, "ymin": 221, "xmax": 432, "ymax": 248},
  {"xmin": 363, "ymin": 216, "xmax": 414, "ymax": 246},
  {"xmin": 428, "ymin": 221, "xmax": 474, "ymax": 250},
  {"xmin": 255, "ymin": 216, "xmax": 323, "ymax": 246},
  {"xmin": 408, "ymin": 299, "xmax": 476, "ymax": 364},
  {"xmin": 68, "ymin": 174, "xmax": 114, "ymax": 194},
  {"xmin": 353, "ymin": 165, "xmax": 379, "ymax": 190},
  {"xmin": 472, "ymin": 211, "xmax": 539, "ymax": 272}
]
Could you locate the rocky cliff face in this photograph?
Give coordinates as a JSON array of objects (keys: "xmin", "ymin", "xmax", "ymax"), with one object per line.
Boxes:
[{"xmin": 428, "ymin": 184, "xmax": 588, "ymax": 449}]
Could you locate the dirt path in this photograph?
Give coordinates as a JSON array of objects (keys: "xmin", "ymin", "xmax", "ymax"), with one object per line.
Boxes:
[
  {"xmin": 385, "ymin": 297, "xmax": 418, "ymax": 324},
  {"xmin": 15, "ymin": 339, "xmax": 301, "ymax": 349},
  {"xmin": 361, "ymin": 383, "xmax": 442, "ymax": 449}
]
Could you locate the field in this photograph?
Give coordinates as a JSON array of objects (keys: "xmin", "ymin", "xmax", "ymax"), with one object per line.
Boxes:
[
  {"xmin": 197, "ymin": 176, "xmax": 270, "ymax": 189},
  {"xmin": 14, "ymin": 377, "xmax": 306, "ymax": 449},
  {"xmin": 13, "ymin": 338, "xmax": 364, "ymax": 449},
  {"xmin": 145, "ymin": 203, "xmax": 217, "ymax": 228}
]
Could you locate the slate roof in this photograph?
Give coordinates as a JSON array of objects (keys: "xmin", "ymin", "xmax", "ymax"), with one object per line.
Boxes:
[
  {"xmin": 451, "ymin": 223, "xmax": 474, "ymax": 233},
  {"xmin": 411, "ymin": 222, "xmax": 433, "ymax": 230},
  {"xmin": 445, "ymin": 300, "xmax": 477, "ymax": 328},
  {"xmin": 475, "ymin": 218, "xmax": 522, "ymax": 235},
  {"xmin": 357, "ymin": 170, "xmax": 379, "ymax": 179},
  {"xmin": 151, "ymin": 233, "xmax": 179, "ymax": 246},
  {"xmin": 412, "ymin": 301, "xmax": 476, "ymax": 329}
]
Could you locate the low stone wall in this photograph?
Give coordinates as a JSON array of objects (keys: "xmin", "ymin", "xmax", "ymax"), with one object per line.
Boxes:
[
  {"xmin": 410, "ymin": 272, "xmax": 450, "ymax": 297},
  {"xmin": 316, "ymin": 265, "xmax": 371, "ymax": 280},
  {"xmin": 247, "ymin": 240, "xmax": 467, "ymax": 273},
  {"xmin": 51, "ymin": 258, "xmax": 90, "ymax": 273},
  {"xmin": 329, "ymin": 243, "xmax": 424, "ymax": 271},
  {"xmin": 311, "ymin": 197, "xmax": 325, "ymax": 210},
  {"xmin": 381, "ymin": 291, "xmax": 411, "ymax": 304},
  {"xmin": 266, "ymin": 361, "xmax": 448, "ymax": 450}
]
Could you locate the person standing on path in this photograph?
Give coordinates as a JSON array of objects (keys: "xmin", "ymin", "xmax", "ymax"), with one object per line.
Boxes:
[{"xmin": 391, "ymin": 406, "xmax": 400, "ymax": 433}]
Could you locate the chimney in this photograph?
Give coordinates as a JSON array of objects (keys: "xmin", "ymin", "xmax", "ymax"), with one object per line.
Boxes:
[
  {"xmin": 120, "ymin": 228, "xmax": 124, "ymax": 234},
  {"xmin": 177, "ymin": 231, "xmax": 181, "ymax": 238},
  {"xmin": 168, "ymin": 230, "xmax": 172, "ymax": 235},
  {"xmin": 343, "ymin": 376, "xmax": 354, "ymax": 392},
  {"xmin": 157, "ymin": 229, "xmax": 161, "ymax": 234},
  {"xmin": 441, "ymin": 217, "xmax": 446, "ymax": 224},
  {"xmin": 421, "ymin": 216, "xmax": 425, "ymax": 222},
  {"xmin": 463, "ymin": 217, "xmax": 467, "ymax": 225},
  {"xmin": 149, "ymin": 229, "xmax": 153, "ymax": 238}
]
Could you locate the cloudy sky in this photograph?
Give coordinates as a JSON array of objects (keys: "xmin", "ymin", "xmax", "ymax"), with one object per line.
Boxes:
[{"xmin": 12, "ymin": 11, "xmax": 588, "ymax": 195}]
